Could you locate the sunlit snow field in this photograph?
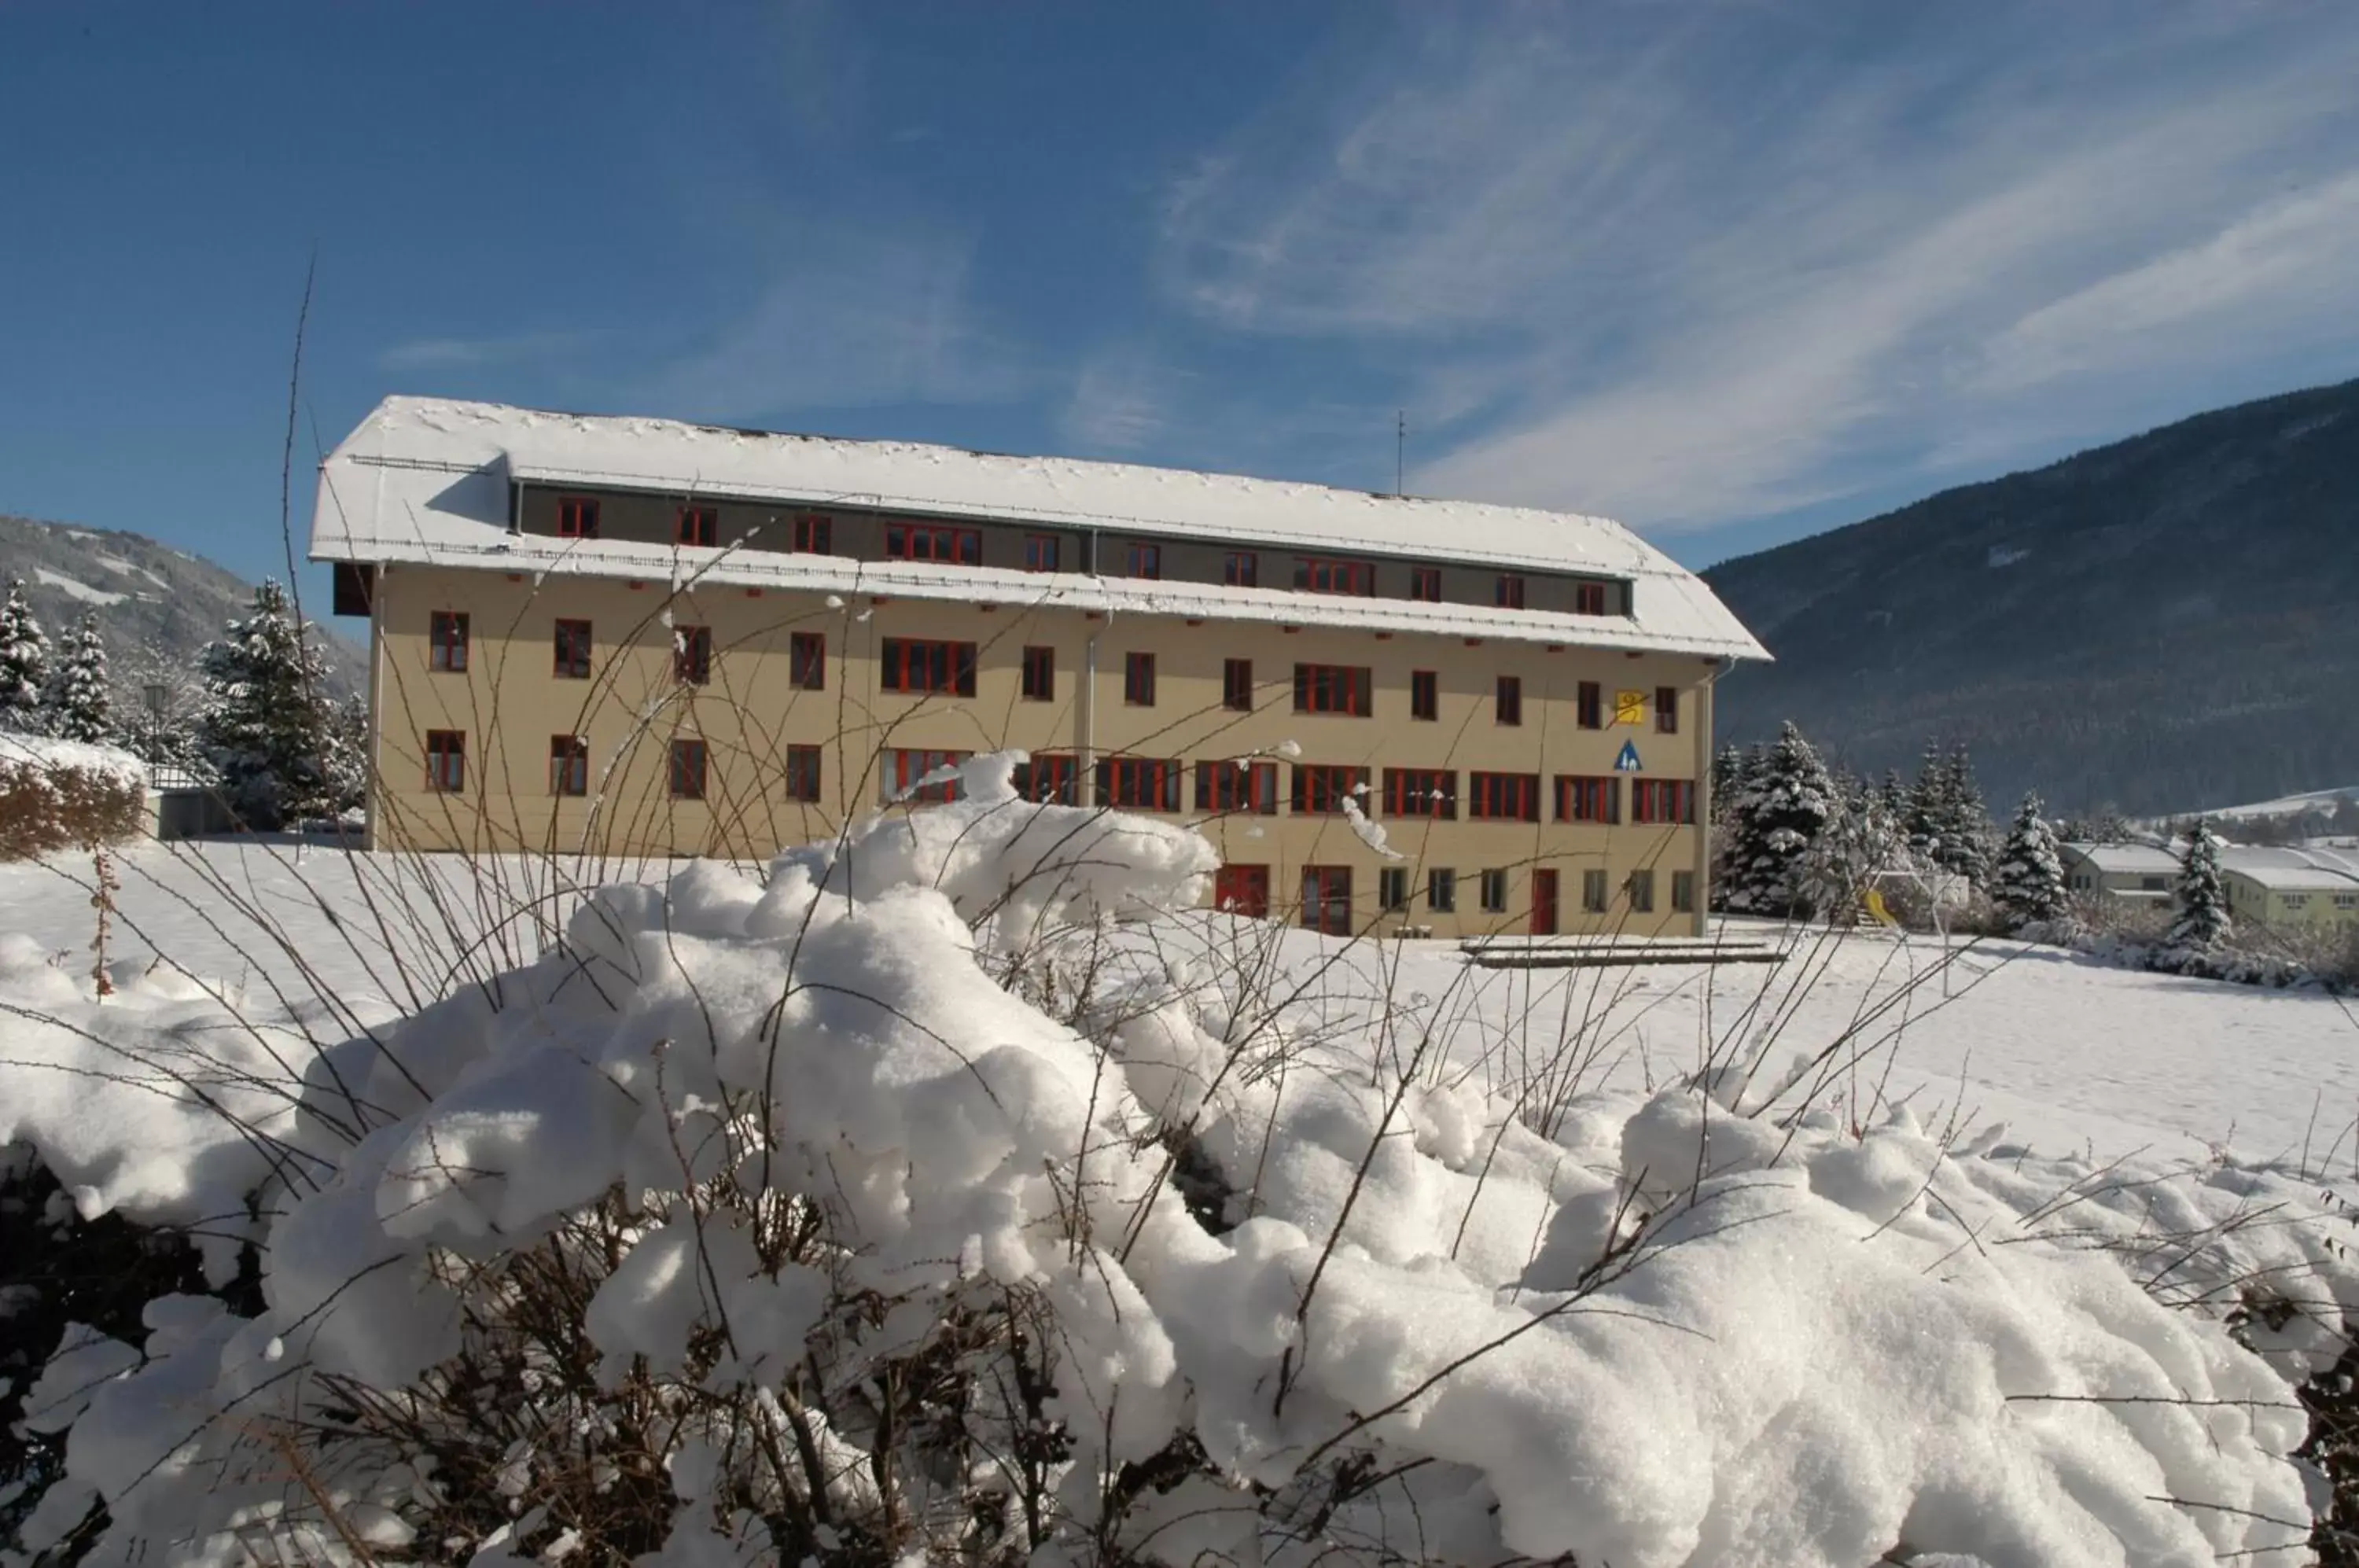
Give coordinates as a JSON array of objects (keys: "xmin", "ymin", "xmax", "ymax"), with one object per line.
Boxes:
[{"xmin": 4, "ymin": 834, "xmax": 2353, "ymax": 1173}]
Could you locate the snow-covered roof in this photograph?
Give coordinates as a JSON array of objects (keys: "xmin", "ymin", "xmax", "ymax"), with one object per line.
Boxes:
[
  {"xmin": 2059, "ymin": 843, "xmax": 2183, "ymax": 876},
  {"xmin": 309, "ymin": 396, "xmax": 1768, "ymax": 661},
  {"xmin": 2217, "ymin": 846, "xmax": 2359, "ymax": 892}
]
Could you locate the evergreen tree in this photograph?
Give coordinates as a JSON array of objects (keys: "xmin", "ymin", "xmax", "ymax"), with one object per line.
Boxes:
[
  {"xmin": 46, "ymin": 610, "xmax": 113, "ymax": 744},
  {"xmin": 1725, "ymin": 720, "xmax": 1838, "ymax": 917},
  {"xmin": 1934, "ymin": 745, "xmax": 1993, "ymax": 886},
  {"xmin": 324, "ymin": 692, "xmax": 370, "ymax": 816},
  {"xmin": 1878, "ymin": 767, "xmax": 1908, "ymax": 823},
  {"xmin": 1904, "ymin": 743, "xmax": 1947, "ymax": 861},
  {"xmin": 1709, "ymin": 744, "xmax": 1744, "ymax": 825},
  {"xmin": 1991, "ymin": 792, "xmax": 2068, "ymax": 931},
  {"xmin": 0, "ymin": 578, "xmax": 52, "ymax": 731},
  {"xmin": 2167, "ymin": 819, "xmax": 2232, "ymax": 951},
  {"xmin": 196, "ymin": 580, "xmax": 342, "ymax": 830},
  {"xmin": 1905, "ymin": 742, "xmax": 1993, "ymax": 885},
  {"xmin": 1801, "ymin": 770, "xmax": 1907, "ymax": 920}
]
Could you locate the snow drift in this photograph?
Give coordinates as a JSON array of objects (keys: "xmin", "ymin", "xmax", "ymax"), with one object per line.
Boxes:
[{"xmin": 1, "ymin": 753, "xmax": 2352, "ymax": 1566}]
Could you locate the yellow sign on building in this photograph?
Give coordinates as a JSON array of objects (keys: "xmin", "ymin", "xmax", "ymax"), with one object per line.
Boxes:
[{"xmin": 1614, "ymin": 689, "xmax": 1647, "ymax": 727}]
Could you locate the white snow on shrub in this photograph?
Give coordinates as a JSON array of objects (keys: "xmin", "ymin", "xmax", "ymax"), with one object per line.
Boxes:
[
  {"xmin": 0, "ymin": 731, "xmax": 146, "ymax": 792},
  {"xmin": 0, "ymin": 756, "xmax": 2351, "ymax": 1566}
]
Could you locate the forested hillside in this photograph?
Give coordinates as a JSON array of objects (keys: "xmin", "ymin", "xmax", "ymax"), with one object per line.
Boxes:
[{"xmin": 1704, "ymin": 377, "xmax": 2359, "ymax": 813}]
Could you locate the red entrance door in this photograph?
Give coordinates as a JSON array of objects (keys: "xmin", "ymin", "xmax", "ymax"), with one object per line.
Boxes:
[
  {"xmin": 1530, "ymin": 869, "xmax": 1560, "ymax": 936},
  {"xmin": 1214, "ymin": 864, "xmax": 1271, "ymax": 918},
  {"xmin": 1301, "ymin": 866, "xmax": 1352, "ymax": 936}
]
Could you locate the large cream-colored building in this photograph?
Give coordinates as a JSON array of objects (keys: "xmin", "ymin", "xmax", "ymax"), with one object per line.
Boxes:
[{"xmin": 310, "ymin": 398, "xmax": 1768, "ymax": 938}]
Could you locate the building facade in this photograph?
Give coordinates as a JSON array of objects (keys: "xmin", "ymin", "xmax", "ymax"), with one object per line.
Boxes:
[{"xmin": 311, "ymin": 398, "xmax": 1768, "ymax": 939}]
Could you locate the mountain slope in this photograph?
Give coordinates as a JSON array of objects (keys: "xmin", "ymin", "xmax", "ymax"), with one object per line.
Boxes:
[
  {"xmin": 1702, "ymin": 377, "xmax": 2359, "ymax": 815},
  {"xmin": 0, "ymin": 514, "xmax": 363, "ymax": 699}
]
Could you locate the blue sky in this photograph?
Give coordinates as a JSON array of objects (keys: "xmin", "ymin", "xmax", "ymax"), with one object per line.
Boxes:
[{"xmin": 5, "ymin": 1, "xmax": 2358, "ymax": 606}]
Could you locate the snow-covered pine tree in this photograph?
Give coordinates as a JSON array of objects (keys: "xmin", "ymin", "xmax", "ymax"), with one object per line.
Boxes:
[
  {"xmin": 1934, "ymin": 745, "xmax": 1993, "ymax": 886},
  {"xmin": 1879, "ymin": 767, "xmax": 1908, "ymax": 824},
  {"xmin": 324, "ymin": 691, "xmax": 369, "ymax": 816},
  {"xmin": 1710, "ymin": 744, "xmax": 1744, "ymax": 825},
  {"xmin": 0, "ymin": 578, "xmax": 53, "ymax": 731},
  {"xmin": 2167, "ymin": 820, "xmax": 2232, "ymax": 951},
  {"xmin": 1991, "ymin": 792, "xmax": 2068, "ymax": 932},
  {"xmin": 1725, "ymin": 720, "xmax": 1838, "ymax": 918},
  {"xmin": 195, "ymin": 580, "xmax": 342, "ymax": 830},
  {"xmin": 1904, "ymin": 742, "xmax": 1948, "ymax": 862},
  {"xmin": 47, "ymin": 610, "xmax": 113, "ymax": 744},
  {"xmin": 1801, "ymin": 770, "xmax": 1907, "ymax": 921}
]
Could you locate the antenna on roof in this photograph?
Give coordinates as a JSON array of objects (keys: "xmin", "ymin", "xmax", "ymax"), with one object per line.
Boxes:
[{"xmin": 1395, "ymin": 409, "xmax": 1405, "ymax": 496}]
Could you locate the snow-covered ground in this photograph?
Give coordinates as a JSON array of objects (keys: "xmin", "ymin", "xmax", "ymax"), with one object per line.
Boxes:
[
  {"xmin": 2203, "ymin": 785, "xmax": 2359, "ymax": 820},
  {"xmin": 5, "ymin": 775, "xmax": 2357, "ymax": 1566},
  {"xmin": 3, "ymin": 834, "xmax": 2353, "ymax": 1172}
]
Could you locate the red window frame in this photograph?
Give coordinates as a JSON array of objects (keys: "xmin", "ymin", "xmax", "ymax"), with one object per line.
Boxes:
[
  {"xmin": 1410, "ymin": 669, "xmax": 1438, "ymax": 721},
  {"xmin": 1294, "ymin": 557, "xmax": 1374, "ymax": 595},
  {"xmin": 429, "ymin": 611, "xmax": 469, "ymax": 672},
  {"xmin": 1213, "ymin": 864, "xmax": 1271, "ymax": 918},
  {"xmin": 1014, "ymin": 753, "xmax": 1080, "ymax": 804},
  {"xmin": 1195, "ymin": 760, "xmax": 1279, "ymax": 815},
  {"xmin": 1224, "ymin": 551, "xmax": 1259, "ymax": 587},
  {"xmin": 1290, "ymin": 764, "xmax": 1368, "ymax": 815},
  {"xmin": 1654, "ymin": 686, "xmax": 1679, "ymax": 734},
  {"xmin": 1409, "ymin": 566, "xmax": 1442, "ymax": 602},
  {"xmin": 1127, "ymin": 542, "xmax": 1162, "ymax": 580},
  {"xmin": 425, "ymin": 730, "xmax": 465, "ymax": 793},
  {"xmin": 1496, "ymin": 675, "xmax": 1522, "ymax": 727},
  {"xmin": 1301, "ymin": 865, "xmax": 1352, "ymax": 936},
  {"xmin": 1382, "ymin": 767, "xmax": 1457, "ymax": 819},
  {"xmin": 557, "ymin": 496, "xmax": 599, "ymax": 539},
  {"xmin": 1573, "ymin": 578, "xmax": 1611, "ymax": 616},
  {"xmin": 1495, "ymin": 574, "xmax": 1525, "ymax": 609},
  {"xmin": 550, "ymin": 734, "xmax": 589, "ymax": 797},
  {"xmin": 1633, "ymin": 779, "xmax": 1697, "ymax": 825},
  {"xmin": 1097, "ymin": 756, "xmax": 1182, "ymax": 811},
  {"xmin": 1555, "ymin": 775, "xmax": 1620, "ymax": 824},
  {"xmin": 879, "ymin": 639, "xmax": 978, "ymax": 696},
  {"xmin": 1577, "ymin": 680, "xmax": 1603, "ymax": 730},
  {"xmin": 1021, "ymin": 645, "xmax": 1054, "ymax": 701},
  {"xmin": 1222, "ymin": 658, "xmax": 1253, "ymax": 712},
  {"xmin": 1468, "ymin": 771, "xmax": 1540, "ymax": 823},
  {"xmin": 793, "ymin": 513, "xmax": 834, "ymax": 554},
  {"xmin": 1024, "ymin": 533, "xmax": 1061, "ymax": 572},
  {"xmin": 553, "ymin": 618, "xmax": 593, "ymax": 679},
  {"xmin": 676, "ymin": 506, "xmax": 719, "ymax": 548},
  {"xmin": 669, "ymin": 738, "xmax": 708, "ymax": 800},
  {"xmin": 885, "ymin": 748, "xmax": 969, "ymax": 804},
  {"xmin": 790, "ymin": 631, "xmax": 826, "ymax": 690},
  {"xmin": 674, "ymin": 625, "xmax": 713, "ymax": 686},
  {"xmin": 1293, "ymin": 663, "xmax": 1372, "ymax": 716},
  {"xmin": 1124, "ymin": 651, "xmax": 1156, "ymax": 706},
  {"xmin": 884, "ymin": 521, "xmax": 982, "ymax": 565},
  {"xmin": 784, "ymin": 744, "xmax": 823, "ymax": 803}
]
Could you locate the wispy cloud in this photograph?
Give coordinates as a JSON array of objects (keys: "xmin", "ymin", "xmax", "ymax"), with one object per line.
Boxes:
[
  {"xmin": 642, "ymin": 227, "xmax": 1030, "ymax": 423},
  {"xmin": 1154, "ymin": 3, "xmax": 2359, "ymax": 534},
  {"xmin": 1058, "ymin": 349, "xmax": 1180, "ymax": 455},
  {"xmin": 377, "ymin": 329, "xmax": 600, "ymax": 372}
]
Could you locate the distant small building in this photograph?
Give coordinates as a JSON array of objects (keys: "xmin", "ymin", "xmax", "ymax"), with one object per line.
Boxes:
[
  {"xmin": 2216, "ymin": 847, "xmax": 2359, "ymax": 931},
  {"xmin": 2062, "ymin": 841, "xmax": 2359, "ymax": 930},
  {"xmin": 2058, "ymin": 843, "xmax": 2181, "ymax": 905}
]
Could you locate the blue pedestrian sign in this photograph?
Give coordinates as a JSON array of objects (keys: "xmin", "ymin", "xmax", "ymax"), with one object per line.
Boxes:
[{"xmin": 1614, "ymin": 740, "xmax": 1643, "ymax": 773}]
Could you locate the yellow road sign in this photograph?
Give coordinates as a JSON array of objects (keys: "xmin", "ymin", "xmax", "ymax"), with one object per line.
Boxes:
[{"xmin": 1614, "ymin": 689, "xmax": 1647, "ymax": 726}]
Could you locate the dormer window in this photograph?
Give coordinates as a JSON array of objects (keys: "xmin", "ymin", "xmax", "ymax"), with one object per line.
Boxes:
[
  {"xmin": 1127, "ymin": 542, "xmax": 1162, "ymax": 579},
  {"xmin": 1295, "ymin": 557, "xmax": 1374, "ymax": 595},
  {"xmin": 1573, "ymin": 578, "xmax": 1613, "ymax": 616},
  {"xmin": 1495, "ymin": 574, "xmax": 1525, "ymax": 609},
  {"xmin": 676, "ymin": 506, "xmax": 718, "ymax": 548},
  {"xmin": 558, "ymin": 497, "xmax": 599, "ymax": 539}
]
